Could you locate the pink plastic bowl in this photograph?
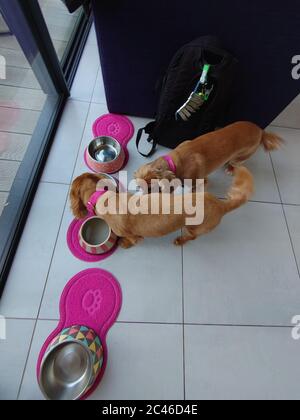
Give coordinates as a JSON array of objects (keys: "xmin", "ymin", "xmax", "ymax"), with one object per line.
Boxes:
[{"xmin": 86, "ymin": 136, "xmax": 125, "ymax": 174}]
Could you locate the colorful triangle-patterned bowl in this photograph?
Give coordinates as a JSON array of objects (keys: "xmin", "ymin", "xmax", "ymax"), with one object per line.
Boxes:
[{"xmin": 39, "ymin": 325, "xmax": 103, "ymax": 400}]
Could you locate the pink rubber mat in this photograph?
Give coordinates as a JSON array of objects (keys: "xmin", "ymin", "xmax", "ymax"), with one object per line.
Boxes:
[
  {"xmin": 37, "ymin": 268, "xmax": 122, "ymax": 400},
  {"xmin": 84, "ymin": 114, "xmax": 134, "ymax": 173},
  {"xmin": 67, "ymin": 216, "xmax": 118, "ymax": 262}
]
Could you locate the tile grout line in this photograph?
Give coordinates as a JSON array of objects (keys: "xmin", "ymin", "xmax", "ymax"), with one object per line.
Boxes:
[
  {"xmin": 249, "ymin": 200, "xmax": 300, "ymax": 207},
  {"xmin": 4, "ymin": 64, "xmax": 39, "ymax": 71},
  {"xmin": 90, "ymin": 66, "xmax": 101, "ymax": 103},
  {"xmin": 0, "ymin": 83, "xmax": 42, "ymax": 92},
  {"xmin": 91, "ymin": 100, "xmax": 107, "ymax": 106},
  {"xmin": 0, "ymin": 158, "xmax": 22, "ymax": 163},
  {"xmin": 0, "ymin": 46, "xmax": 21, "ymax": 53},
  {"xmin": 65, "ymin": 63, "xmax": 101, "ymax": 180},
  {"xmin": 15, "ymin": 317, "xmax": 38, "ymax": 400},
  {"xmin": 5, "ymin": 317, "xmax": 59, "ymax": 322},
  {"xmin": 0, "ymin": 130, "xmax": 35, "ymax": 136},
  {"xmin": 16, "ymin": 96, "xmax": 93, "ymax": 400},
  {"xmin": 63, "ymin": 66, "xmax": 100, "ymax": 183},
  {"xmin": 269, "ymin": 153, "xmax": 300, "ymax": 280},
  {"xmin": 16, "ymin": 189, "xmax": 70, "ymax": 400},
  {"xmin": 6, "ymin": 317, "xmax": 296, "ymax": 328},
  {"xmin": 68, "ymin": 97, "xmax": 91, "ymax": 104},
  {"xmin": 0, "ymin": 105, "xmax": 40, "ymax": 114},
  {"xmin": 16, "ymin": 192, "xmax": 71, "ymax": 399},
  {"xmin": 0, "ymin": 61, "xmax": 30, "ymax": 71},
  {"xmin": 0, "ymin": 105, "xmax": 44, "ymax": 113},
  {"xmin": 270, "ymin": 124, "xmax": 300, "ymax": 132},
  {"xmin": 72, "ymin": 60, "xmax": 100, "ymax": 104},
  {"xmin": 211, "ymin": 197, "xmax": 300, "ymax": 207},
  {"xmin": 281, "ymin": 203, "xmax": 300, "ymax": 208},
  {"xmin": 281, "ymin": 208, "xmax": 300, "ymax": 279},
  {"xmin": 40, "ymin": 180, "xmax": 70, "ymax": 187},
  {"xmin": 184, "ymin": 323, "xmax": 295, "ymax": 329}
]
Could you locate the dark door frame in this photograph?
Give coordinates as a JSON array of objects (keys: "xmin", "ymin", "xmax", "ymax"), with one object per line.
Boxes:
[{"xmin": 0, "ymin": 0, "xmax": 92, "ymax": 296}]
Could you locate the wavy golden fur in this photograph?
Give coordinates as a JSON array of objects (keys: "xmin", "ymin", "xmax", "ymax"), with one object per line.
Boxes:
[
  {"xmin": 135, "ymin": 121, "xmax": 282, "ymax": 187},
  {"xmin": 70, "ymin": 167, "xmax": 254, "ymax": 248}
]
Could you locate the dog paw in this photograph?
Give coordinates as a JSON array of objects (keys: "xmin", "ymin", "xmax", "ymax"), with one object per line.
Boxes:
[
  {"xmin": 174, "ymin": 237, "xmax": 184, "ymax": 246},
  {"xmin": 119, "ymin": 239, "xmax": 133, "ymax": 249},
  {"xmin": 225, "ymin": 165, "xmax": 235, "ymax": 176}
]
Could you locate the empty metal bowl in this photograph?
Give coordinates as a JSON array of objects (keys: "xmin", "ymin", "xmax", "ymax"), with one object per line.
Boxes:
[
  {"xmin": 87, "ymin": 136, "xmax": 125, "ymax": 174},
  {"xmin": 79, "ymin": 217, "xmax": 117, "ymax": 255},
  {"xmin": 39, "ymin": 326, "xmax": 103, "ymax": 400}
]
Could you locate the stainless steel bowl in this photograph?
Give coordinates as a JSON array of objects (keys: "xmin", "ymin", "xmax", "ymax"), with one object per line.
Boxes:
[
  {"xmin": 89, "ymin": 136, "xmax": 121, "ymax": 163},
  {"xmin": 39, "ymin": 340, "xmax": 94, "ymax": 400},
  {"xmin": 86, "ymin": 136, "xmax": 125, "ymax": 174}
]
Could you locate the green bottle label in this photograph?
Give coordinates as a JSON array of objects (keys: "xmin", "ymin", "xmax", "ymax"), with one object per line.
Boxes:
[{"xmin": 200, "ymin": 64, "xmax": 211, "ymax": 84}]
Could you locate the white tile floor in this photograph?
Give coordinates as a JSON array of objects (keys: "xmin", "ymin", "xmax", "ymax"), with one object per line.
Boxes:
[{"xmin": 1, "ymin": 27, "xmax": 300, "ymax": 400}]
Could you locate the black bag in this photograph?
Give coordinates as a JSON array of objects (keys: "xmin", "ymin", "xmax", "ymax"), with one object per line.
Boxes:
[{"xmin": 136, "ymin": 36, "xmax": 238, "ymax": 157}]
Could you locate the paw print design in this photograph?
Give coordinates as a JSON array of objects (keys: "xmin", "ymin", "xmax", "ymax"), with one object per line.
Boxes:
[
  {"xmin": 82, "ymin": 289, "xmax": 103, "ymax": 316},
  {"xmin": 108, "ymin": 122, "xmax": 120, "ymax": 136}
]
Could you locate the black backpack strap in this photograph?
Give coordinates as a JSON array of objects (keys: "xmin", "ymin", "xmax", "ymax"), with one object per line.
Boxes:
[{"xmin": 136, "ymin": 122, "xmax": 157, "ymax": 157}]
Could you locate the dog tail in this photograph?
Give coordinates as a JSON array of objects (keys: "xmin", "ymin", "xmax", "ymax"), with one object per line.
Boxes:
[
  {"xmin": 261, "ymin": 131, "xmax": 284, "ymax": 152},
  {"xmin": 222, "ymin": 166, "xmax": 255, "ymax": 214}
]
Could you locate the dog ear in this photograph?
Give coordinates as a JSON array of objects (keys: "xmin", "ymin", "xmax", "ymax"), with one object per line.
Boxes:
[
  {"xmin": 164, "ymin": 170, "xmax": 177, "ymax": 180},
  {"xmin": 154, "ymin": 169, "xmax": 177, "ymax": 181},
  {"xmin": 70, "ymin": 177, "xmax": 89, "ymax": 219}
]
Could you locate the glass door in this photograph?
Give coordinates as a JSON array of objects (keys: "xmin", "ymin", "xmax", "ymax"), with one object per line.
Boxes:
[
  {"xmin": 38, "ymin": 0, "xmax": 84, "ymax": 62},
  {"xmin": 0, "ymin": 0, "xmax": 91, "ymax": 295}
]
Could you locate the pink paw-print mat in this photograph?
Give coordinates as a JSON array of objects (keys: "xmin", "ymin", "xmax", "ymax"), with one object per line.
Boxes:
[
  {"xmin": 37, "ymin": 268, "xmax": 122, "ymax": 400},
  {"xmin": 84, "ymin": 114, "xmax": 134, "ymax": 174}
]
